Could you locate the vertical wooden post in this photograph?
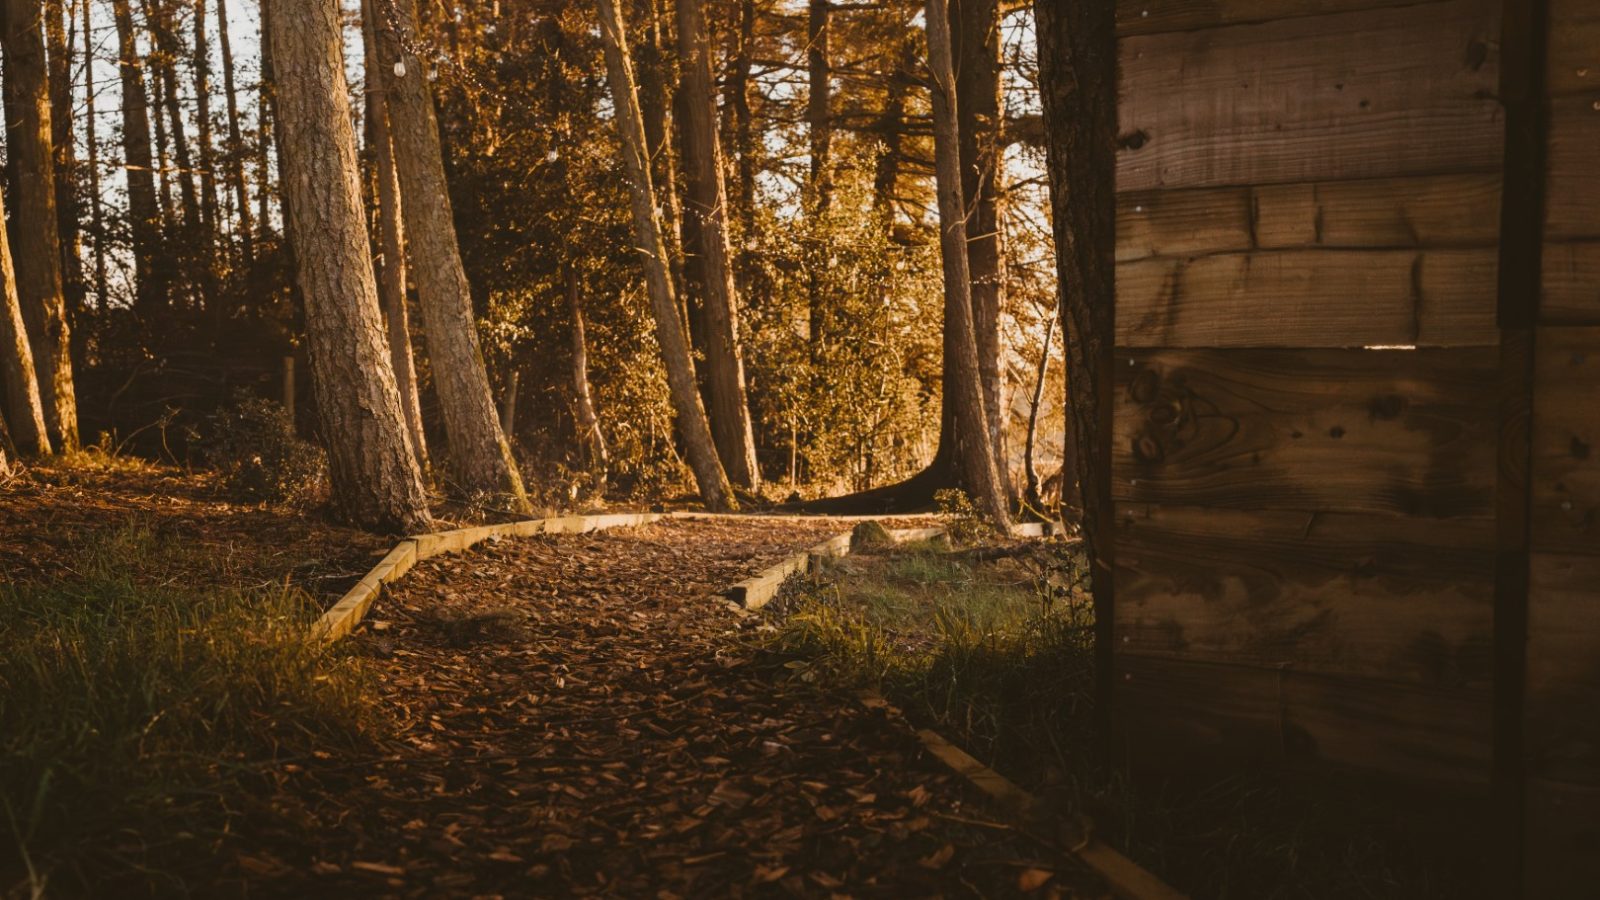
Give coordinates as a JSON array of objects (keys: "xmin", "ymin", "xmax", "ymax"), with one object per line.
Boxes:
[
  {"xmin": 1495, "ymin": 0, "xmax": 1548, "ymax": 895},
  {"xmin": 282, "ymin": 355, "xmax": 296, "ymax": 425}
]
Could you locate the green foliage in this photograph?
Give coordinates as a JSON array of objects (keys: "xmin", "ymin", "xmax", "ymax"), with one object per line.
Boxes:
[
  {"xmin": 0, "ymin": 529, "xmax": 388, "ymax": 893},
  {"xmin": 204, "ymin": 391, "xmax": 326, "ymax": 505},
  {"xmin": 935, "ymin": 488, "xmax": 1001, "ymax": 545}
]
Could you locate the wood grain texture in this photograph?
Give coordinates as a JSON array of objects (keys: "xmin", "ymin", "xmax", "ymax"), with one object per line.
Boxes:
[
  {"xmin": 1116, "ymin": 504, "xmax": 1493, "ymax": 684},
  {"xmin": 1118, "ymin": 249, "xmax": 1498, "ymax": 347},
  {"xmin": 1525, "ymin": 552, "xmax": 1600, "ymax": 786},
  {"xmin": 1117, "ymin": 0, "xmax": 1502, "ymax": 191},
  {"xmin": 1544, "ymin": 241, "xmax": 1600, "ymax": 321},
  {"xmin": 1116, "ymin": 173, "xmax": 1502, "ymax": 262},
  {"xmin": 1546, "ymin": 98, "xmax": 1600, "ymax": 241},
  {"xmin": 1525, "ymin": 776, "xmax": 1600, "ymax": 900},
  {"xmin": 1114, "ymin": 348, "xmax": 1498, "ymax": 514},
  {"xmin": 1115, "ymin": 653, "xmax": 1490, "ymax": 786},
  {"xmin": 1530, "ymin": 327, "xmax": 1600, "ymax": 553},
  {"xmin": 1114, "ymin": 0, "xmax": 1428, "ymax": 36},
  {"xmin": 1549, "ymin": 0, "xmax": 1600, "ymax": 97}
]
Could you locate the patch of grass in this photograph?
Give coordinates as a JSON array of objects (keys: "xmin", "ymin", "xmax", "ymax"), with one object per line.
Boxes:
[{"xmin": 0, "ymin": 529, "xmax": 389, "ymax": 895}]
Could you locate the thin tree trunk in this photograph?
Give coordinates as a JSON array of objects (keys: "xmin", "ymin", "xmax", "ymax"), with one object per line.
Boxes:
[
  {"xmin": 192, "ymin": 0, "xmax": 221, "ymax": 244},
  {"xmin": 593, "ymin": 0, "xmax": 734, "ymax": 511},
  {"xmin": 1023, "ymin": 308, "xmax": 1054, "ymax": 511},
  {"xmin": 148, "ymin": 30, "xmax": 175, "ymax": 228},
  {"xmin": 872, "ymin": 34, "xmax": 915, "ymax": 221},
  {"xmin": 267, "ymin": 0, "xmax": 430, "ymax": 533},
  {"xmin": 566, "ymin": 264, "xmax": 607, "ymax": 491},
  {"xmin": 632, "ymin": 0, "xmax": 688, "ymax": 324},
  {"xmin": 112, "ymin": 0, "xmax": 162, "ymax": 312},
  {"xmin": 215, "ymin": 0, "xmax": 253, "ymax": 261},
  {"xmin": 145, "ymin": 0, "xmax": 200, "ymax": 235},
  {"xmin": 361, "ymin": 0, "xmax": 427, "ymax": 469},
  {"xmin": 373, "ymin": 0, "xmax": 527, "ymax": 510},
  {"xmin": 729, "ymin": 0, "xmax": 755, "ymax": 223},
  {"xmin": 45, "ymin": 0, "xmax": 84, "ymax": 315},
  {"xmin": 925, "ymin": 0, "xmax": 1007, "ymax": 527},
  {"xmin": 675, "ymin": 0, "xmax": 760, "ymax": 490},
  {"xmin": 83, "ymin": 0, "xmax": 108, "ymax": 307},
  {"xmin": 256, "ymin": 0, "xmax": 273, "ymax": 234},
  {"xmin": 1034, "ymin": 0, "xmax": 1115, "ymax": 755},
  {"xmin": 805, "ymin": 0, "xmax": 830, "ymax": 353},
  {"xmin": 0, "ymin": 182, "xmax": 50, "ymax": 456},
  {"xmin": 952, "ymin": 0, "xmax": 1010, "ymax": 500},
  {"xmin": 3, "ymin": 0, "xmax": 78, "ymax": 451}
]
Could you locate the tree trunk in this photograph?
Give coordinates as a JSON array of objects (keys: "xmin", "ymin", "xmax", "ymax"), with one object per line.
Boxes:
[
  {"xmin": 192, "ymin": 0, "xmax": 221, "ymax": 244},
  {"xmin": 1023, "ymin": 308, "xmax": 1054, "ymax": 512},
  {"xmin": 1034, "ymin": 0, "xmax": 1115, "ymax": 754},
  {"xmin": 631, "ymin": 0, "xmax": 689, "ymax": 323},
  {"xmin": 111, "ymin": 0, "xmax": 162, "ymax": 311},
  {"xmin": 951, "ymin": 0, "xmax": 1009, "ymax": 500},
  {"xmin": 0, "ymin": 182, "xmax": 50, "ymax": 457},
  {"xmin": 45, "ymin": 0, "xmax": 83, "ymax": 316},
  {"xmin": 144, "ymin": 0, "xmax": 201, "ymax": 237},
  {"xmin": 215, "ymin": 0, "xmax": 253, "ymax": 261},
  {"xmin": 267, "ymin": 0, "xmax": 430, "ymax": 533},
  {"xmin": 82, "ymin": 0, "xmax": 108, "ymax": 307},
  {"xmin": 728, "ymin": 0, "xmax": 755, "ymax": 223},
  {"xmin": 925, "ymin": 0, "xmax": 1008, "ymax": 527},
  {"xmin": 256, "ymin": 0, "xmax": 274, "ymax": 234},
  {"xmin": 373, "ymin": 0, "xmax": 527, "ymax": 510},
  {"xmin": 675, "ymin": 0, "xmax": 760, "ymax": 491},
  {"xmin": 805, "ymin": 0, "xmax": 830, "ymax": 353},
  {"xmin": 566, "ymin": 265, "xmax": 608, "ymax": 492},
  {"xmin": 361, "ymin": 0, "xmax": 428, "ymax": 470},
  {"xmin": 2, "ymin": 0, "xmax": 77, "ymax": 451},
  {"xmin": 872, "ymin": 34, "xmax": 916, "ymax": 221},
  {"xmin": 593, "ymin": 0, "xmax": 734, "ymax": 511}
]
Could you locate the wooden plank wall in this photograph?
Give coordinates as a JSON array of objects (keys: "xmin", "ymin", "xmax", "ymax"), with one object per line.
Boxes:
[
  {"xmin": 1110, "ymin": 0, "xmax": 1505, "ymax": 789},
  {"xmin": 1524, "ymin": 0, "xmax": 1600, "ymax": 894}
]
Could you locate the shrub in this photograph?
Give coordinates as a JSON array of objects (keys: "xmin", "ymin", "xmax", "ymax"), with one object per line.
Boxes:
[{"xmin": 205, "ymin": 391, "xmax": 326, "ymax": 504}]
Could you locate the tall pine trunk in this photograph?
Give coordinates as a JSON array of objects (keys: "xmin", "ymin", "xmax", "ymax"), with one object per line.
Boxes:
[
  {"xmin": 373, "ymin": 0, "xmax": 527, "ymax": 510},
  {"xmin": 215, "ymin": 0, "xmax": 253, "ymax": 260},
  {"xmin": 45, "ymin": 0, "xmax": 83, "ymax": 316},
  {"xmin": 0, "ymin": 182, "xmax": 50, "ymax": 456},
  {"xmin": 192, "ymin": 0, "xmax": 221, "ymax": 245},
  {"xmin": 675, "ymin": 0, "xmax": 759, "ymax": 490},
  {"xmin": 267, "ymin": 0, "xmax": 430, "ymax": 533},
  {"xmin": 361, "ymin": 0, "xmax": 427, "ymax": 470},
  {"xmin": 631, "ymin": 0, "xmax": 688, "ymax": 322},
  {"xmin": 593, "ymin": 0, "xmax": 733, "ymax": 511},
  {"xmin": 111, "ymin": 0, "xmax": 163, "ymax": 310},
  {"xmin": 925, "ymin": 0, "xmax": 1008, "ymax": 527},
  {"xmin": 1034, "ymin": 0, "xmax": 1115, "ymax": 751},
  {"xmin": 805, "ymin": 0, "xmax": 830, "ymax": 354},
  {"xmin": 2, "ymin": 0, "xmax": 77, "ymax": 451},
  {"xmin": 82, "ymin": 0, "xmax": 108, "ymax": 307},
  {"xmin": 951, "ymin": 0, "xmax": 1009, "ymax": 500},
  {"xmin": 144, "ymin": 0, "xmax": 200, "ymax": 237}
]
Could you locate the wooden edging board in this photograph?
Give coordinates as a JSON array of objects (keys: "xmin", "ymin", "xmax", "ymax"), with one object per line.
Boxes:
[{"xmin": 309, "ymin": 512, "xmax": 664, "ymax": 641}]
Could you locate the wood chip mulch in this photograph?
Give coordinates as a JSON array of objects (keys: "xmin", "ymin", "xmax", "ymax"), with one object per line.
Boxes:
[{"xmin": 238, "ymin": 517, "xmax": 1107, "ymax": 899}]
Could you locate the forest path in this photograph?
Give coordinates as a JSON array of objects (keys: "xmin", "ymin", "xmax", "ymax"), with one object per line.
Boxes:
[{"xmin": 246, "ymin": 517, "xmax": 1102, "ymax": 898}]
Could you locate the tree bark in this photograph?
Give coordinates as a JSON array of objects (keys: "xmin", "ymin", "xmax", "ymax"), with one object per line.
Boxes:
[
  {"xmin": 805, "ymin": 0, "xmax": 830, "ymax": 353},
  {"xmin": 925, "ymin": 0, "xmax": 1008, "ymax": 527},
  {"xmin": 0, "ymin": 182, "xmax": 50, "ymax": 457},
  {"xmin": 361, "ymin": 0, "xmax": 428, "ymax": 470},
  {"xmin": 1034, "ymin": 0, "xmax": 1115, "ymax": 755},
  {"xmin": 82, "ymin": 0, "xmax": 108, "ymax": 307},
  {"xmin": 144, "ymin": 0, "xmax": 201, "ymax": 237},
  {"xmin": 631, "ymin": 0, "xmax": 689, "ymax": 323},
  {"xmin": 256, "ymin": 0, "xmax": 274, "ymax": 235},
  {"xmin": 192, "ymin": 0, "xmax": 222, "ymax": 244},
  {"xmin": 267, "ymin": 0, "xmax": 430, "ymax": 533},
  {"xmin": 215, "ymin": 0, "xmax": 253, "ymax": 261},
  {"xmin": 593, "ymin": 0, "xmax": 734, "ymax": 511},
  {"xmin": 951, "ymin": 0, "xmax": 1009, "ymax": 500},
  {"xmin": 44, "ymin": 0, "xmax": 83, "ymax": 316},
  {"xmin": 1023, "ymin": 308, "xmax": 1054, "ymax": 512},
  {"xmin": 2, "ymin": 0, "xmax": 77, "ymax": 451},
  {"xmin": 566, "ymin": 264, "xmax": 608, "ymax": 492},
  {"xmin": 675, "ymin": 0, "xmax": 760, "ymax": 491},
  {"xmin": 373, "ymin": 0, "xmax": 527, "ymax": 510},
  {"xmin": 728, "ymin": 0, "xmax": 756, "ymax": 223},
  {"xmin": 111, "ymin": 0, "xmax": 163, "ymax": 310}
]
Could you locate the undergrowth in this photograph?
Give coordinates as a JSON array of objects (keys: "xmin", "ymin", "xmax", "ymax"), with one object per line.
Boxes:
[{"xmin": 0, "ymin": 529, "xmax": 388, "ymax": 897}]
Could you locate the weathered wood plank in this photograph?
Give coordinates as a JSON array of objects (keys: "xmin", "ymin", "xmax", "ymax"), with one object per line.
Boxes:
[
  {"xmin": 1525, "ymin": 776, "xmax": 1600, "ymax": 900},
  {"xmin": 1114, "ymin": 348, "xmax": 1497, "ymax": 515},
  {"xmin": 1118, "ymin": 249, "xmax": 1498, "ymax": 347},
  {"xmin": 1116, "ymin": 174, "xmax": 1502, "ymax": 262},
  {"xmin": 1549, "ymin": 0, "xmax": 1600, "ymax": 97},
  {"xmin": 1118, "ymin": 0, "xmax": 1502, "ymax": 191},
  {"xmin": 1530, "ymin": 327, "xmax": 1600, "ymax": 553},
  {"xmin": 1546, "ymin": 97, "xmax": 1600, "ymax": 241},
  {"xmin": 1116, "ymin": 653, "xmax": 1491, "ymax": 786},
  {"xmin": 1115, "ymin": 504, "xmax": 1493, "ymax": 683},
  {"xmin": 1525, "ymin": 552, "xmax": 1600, "ymax": 788},
  {"xmin": 1114, "ymin": 0, "xmax": 1429, "ymax": 36},
  {"xmin": 1544, "ymin": 241, "xmax": 1600, "ymax": 322}
]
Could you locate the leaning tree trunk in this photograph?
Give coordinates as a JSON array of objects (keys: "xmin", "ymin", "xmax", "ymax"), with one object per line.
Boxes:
[
  {"xmin": 1034, "ymin": 0, "xmax": 1116, "ymax": 754},
  {"xmin": 361, "ymin": 0, "xmax": 427, "ymax": 470},
  {"xmin": 567, "ymin": 265, "xmax": 608, "ymax": 494},
  {"xmin": 951, "ymin": 0, "xmax": 1010, "ymax": 501},
  {"xmin": 593, "ymin": 0, "xmax": 734, "ymax": 511},
  {"xmin": 675, "ymin": 0, "xmax": 760, "ymax": 491},
  {"xmin": 925, "ymin": 0, "xmax": 1008, "ymax": 528},
  {"xmin": 267, "ymin": 0, "xmax": 430, "ymax": 533},
  {"xmin": 0, "ymin": 182, "xmax": 50, "ymax": 457},
  {"xmin": 111, "ymin": 0, "xmax": 163, "ymax": 311},
  {"xmin": 373, "ymin": 0, "xmax": 527, "ymax": 511},
  {"xmin": 2, "ymin": 0, "xmax": 77, "ymax": 451}
]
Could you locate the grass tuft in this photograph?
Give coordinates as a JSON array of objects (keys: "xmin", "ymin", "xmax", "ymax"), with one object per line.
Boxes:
[{"xmin": 0, "ymin": 528, "xmax": 388, "ymax": 895}]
